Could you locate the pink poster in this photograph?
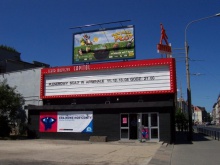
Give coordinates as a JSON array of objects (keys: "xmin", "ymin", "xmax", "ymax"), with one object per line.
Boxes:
[{"xmin": 123, "ymin": 117, "xmax": 127, "ymax": 124}]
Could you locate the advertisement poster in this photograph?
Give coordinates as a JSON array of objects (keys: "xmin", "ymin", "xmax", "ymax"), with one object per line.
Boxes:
[
  {"xmin": 73, "ymin": 26, "xmax": 135, "ymax": 63},
  {"xmin": 39, "ymin": 112, "xmax": 58, "ymax": 132},
  {"xmin": 123, "ymin": 117, "xmax": 127, "ymax": 124},
  {"xmin": 39, "ymin": 111, "xmax": 93, "ymax": 133}
]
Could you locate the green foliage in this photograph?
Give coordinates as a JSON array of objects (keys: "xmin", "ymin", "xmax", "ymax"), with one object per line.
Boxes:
[
  {"xmin": 0, "ymin": 80, "xmax": 26, "ymax": 137},
  {"xmin": 206, "ymin": 113, "xmax": 212, "ymax": 122},
  {"xmin": 0, "ymin": 116, "xmax": 11, "ymax": 137},
  {"xmin": 74, "ymin": 41, "xmax": 134, "ymax": 62},
  {"xmin": 175, "ymin": 108, "xmax": 188, "ymax": 131},
  {"xmin": 0, "ymin": 45, "xmax": 19, "ymax": 53}
]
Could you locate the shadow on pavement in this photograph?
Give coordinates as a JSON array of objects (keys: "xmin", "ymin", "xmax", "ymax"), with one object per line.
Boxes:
[
  {"xmin": 192, "ymin": 132, "xmax": 211, "ymax": 142},
  {"xmin": 175, "ymin": 131, "xmax": 211, "ymax": 145}
]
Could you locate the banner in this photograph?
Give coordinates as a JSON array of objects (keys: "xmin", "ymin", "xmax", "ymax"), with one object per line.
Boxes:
[
  {"xmin": 39, "ymin": 111, "xmax": 93, "ymax": 133},
  {"xmin": 73, "ymin": 26, "xmax": 135, "ymax": 63}
]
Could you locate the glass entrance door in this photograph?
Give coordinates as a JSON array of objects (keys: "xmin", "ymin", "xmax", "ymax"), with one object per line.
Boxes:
[
  {"xmin": 141, "ymin": 113, "xmax": 159, "ymax": 140},
  {"xmin": 120, "ymin": 113, "xmax": 159, "ymax": 141},
  {"xmin": 129, "ymin": 114, "xmax": 138, "ymax": 139},
  {"xmin": 150, "ymin": 113, "xmax": 159, "ymax": 140},
  {"xmin": 120, "ymin": 113, "xmax": 138, "ymax": 140},
  {"xmin": 141, "ymin": 114, "xmax": 149, "ymax": 140},
  {"xmin": 120, "ymin": 114, "xmax": 129, "ymax": 139}
]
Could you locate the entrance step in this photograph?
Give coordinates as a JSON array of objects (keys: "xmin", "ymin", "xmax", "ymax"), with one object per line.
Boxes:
[{"xmin": 89, "ymin": 136, "xmax": 107, "ymax": 142}]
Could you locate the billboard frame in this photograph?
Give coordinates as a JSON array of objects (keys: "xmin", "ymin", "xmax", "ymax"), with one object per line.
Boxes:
[{"xmin": 72, "ymin": 25, "xmax": 136, "ymax": 64}]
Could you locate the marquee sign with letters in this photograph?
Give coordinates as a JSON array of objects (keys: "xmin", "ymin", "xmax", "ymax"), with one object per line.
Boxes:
[{"xmin": 40, "ymin": 58, "xmax": 176, "ymax": 99}]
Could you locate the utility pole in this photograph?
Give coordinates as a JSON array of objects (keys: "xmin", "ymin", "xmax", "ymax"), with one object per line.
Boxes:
[{"xmin": 184, "ymin": 13, "xmax": 220, "ymax": 141}]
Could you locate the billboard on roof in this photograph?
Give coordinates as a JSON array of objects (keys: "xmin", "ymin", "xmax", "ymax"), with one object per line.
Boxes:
[{"xmin": 73, "ymin": 26, "xmax": 135, "ymax": 63}]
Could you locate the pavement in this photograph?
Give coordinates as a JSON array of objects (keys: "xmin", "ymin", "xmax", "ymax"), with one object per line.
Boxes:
[
  {"xmin": 0, "ymin": 130, "xmax": 220, "ymax": 165},
  {"xmin": 0, "ymin": 139, "xmax": 161, "ymax": 165},
  {"xmin": 148, "ymin": 129, "xmax": 220, "ymax": 165}
]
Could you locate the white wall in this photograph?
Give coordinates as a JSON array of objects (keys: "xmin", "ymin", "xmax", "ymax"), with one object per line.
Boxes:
[{"xmin": 0, "ymin": 68, "xmax": 43, "ymax": 107}]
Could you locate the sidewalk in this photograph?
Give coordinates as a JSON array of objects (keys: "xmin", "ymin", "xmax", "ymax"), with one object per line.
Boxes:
[{"xmin": 148, "ymin": 131, "xmax": 220, "ymax": 165}]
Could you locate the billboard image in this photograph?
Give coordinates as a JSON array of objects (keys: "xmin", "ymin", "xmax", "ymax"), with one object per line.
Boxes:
[
  {"xmin": 39, "ymin": 111, "xmax": 93, "ymax": 133},
  {"xmin": 73, "ymin": 26, "xmax": 135, "ymax": 63}
]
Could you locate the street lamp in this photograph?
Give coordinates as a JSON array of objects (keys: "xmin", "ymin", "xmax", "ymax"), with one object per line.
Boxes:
[{"xmin": 185, "ymin": 13, "xmax": 220, "ymax": 141}]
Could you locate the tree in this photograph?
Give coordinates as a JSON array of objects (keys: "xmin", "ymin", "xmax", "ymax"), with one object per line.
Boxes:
[
  {"xmin": 0, "ymin": 45, "xmax": 19, "ymax": 53},
  {"xmin": 0, "ymin": 80, "xmax": 26, "ymax": 137},
  {"xmin": 175, "ymin": 108, "xmax": 188, "ymax": 132}
]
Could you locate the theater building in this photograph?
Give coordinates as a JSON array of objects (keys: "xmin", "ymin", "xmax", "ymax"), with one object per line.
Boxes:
[{"xmin": 27, "ymin": 58, "xmax": 177, "ymax": 144}]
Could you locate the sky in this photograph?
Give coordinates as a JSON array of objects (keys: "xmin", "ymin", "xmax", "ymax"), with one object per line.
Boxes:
[{"xmin": 1, "ymin": 0, "xmax": 220, "ymax": 112}]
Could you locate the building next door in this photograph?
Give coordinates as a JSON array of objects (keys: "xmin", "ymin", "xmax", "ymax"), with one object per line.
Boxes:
[{"xmin": 120, "ymin": 113, "xmax": 159, "ymax": 141}]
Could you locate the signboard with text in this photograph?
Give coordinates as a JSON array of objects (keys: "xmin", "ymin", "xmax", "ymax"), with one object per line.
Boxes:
[
  {"xmin": 39, "ymin": 111, "xmax": 93, "ymax": 133},
  {"xmin": 73, "ymin": 26, "xmax": 135, "ymax": 63},
  {"xmin": 40, "ymin": 58, "xmax": 176, "ymax": 99}
]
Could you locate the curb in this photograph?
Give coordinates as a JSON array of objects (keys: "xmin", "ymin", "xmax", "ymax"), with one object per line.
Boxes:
[{"xmin": 148, "ymin": 143, "xmax": 173, "ymax": 165}]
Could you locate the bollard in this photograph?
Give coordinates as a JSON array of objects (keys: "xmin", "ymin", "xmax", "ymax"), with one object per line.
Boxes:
[
  {"xmin": 217, "ymin": 131, "xmax": 219, "ymax": 141},
  {"xmin": 218, "ymin": 132, "xmax": 220, "ymax": 141}
]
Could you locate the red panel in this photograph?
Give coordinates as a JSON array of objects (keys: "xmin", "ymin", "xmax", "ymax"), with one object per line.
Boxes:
[
  {"xmin": 40, "ymin": 58, "xmax": 176, "ymax": 99},
  {"xmin": 40, "ymin": 74, "xmax": 44, "ymax": 99},
  {"xmin": 39, "ymin": 112, "xmax": 57, "ymax": 132}
]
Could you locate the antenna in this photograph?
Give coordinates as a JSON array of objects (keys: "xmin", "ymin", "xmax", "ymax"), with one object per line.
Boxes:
[
  {"xmin": 69, "ymin": 20, "xmax": 131, "ymax": 30},
  {"xmin": 70, "ymin": 20, "xmax": 131, "ymax": 43}
]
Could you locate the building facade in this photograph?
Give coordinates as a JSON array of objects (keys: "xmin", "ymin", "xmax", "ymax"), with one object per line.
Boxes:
[
  {"xmin": 193, "ymin": 106, "xmax": 203, "ymax": 124},
  {"xmin": 194, "ymin": 106, "xmax": 208, "ymax": 124},
  {"xmin": 211, "ymin": 95, "xmax": 220, "ymax": 125},
  {"xmin": 0, "ymin": 48, "xmax": 49, "ymax": 74},
  {"xmin": 28, "ymin": 58, "xmax": 177, "ymax": 144},
  {"xmin": 177, "ymin": 98, "xmax": 188, "ymax": 115},
  {"xmin": 0, "ymin": 48, "xmax": 50, "ymax": 110},
  {"xmin": 215, "ymin": 96, "xmax": 220, "ymax": 125},
  {"xmin": 0, "ymin": 68, "xmax": 44, "ymax": 107}
]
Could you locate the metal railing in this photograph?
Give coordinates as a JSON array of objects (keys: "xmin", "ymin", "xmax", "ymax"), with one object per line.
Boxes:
[{"xmin": 196, "ymin": 127, "xmax": 220, "ymax": 141}]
